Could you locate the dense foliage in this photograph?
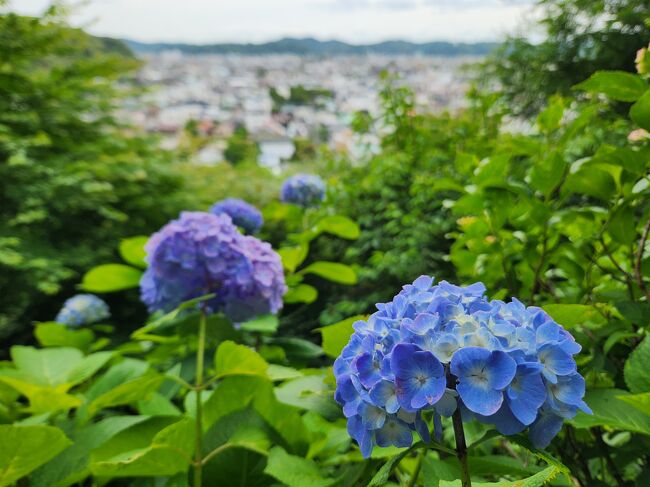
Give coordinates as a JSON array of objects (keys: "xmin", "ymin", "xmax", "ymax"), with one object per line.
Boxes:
[{"xmin": 1, "ymin": 2, "xmax": 650, "ymax": 487}]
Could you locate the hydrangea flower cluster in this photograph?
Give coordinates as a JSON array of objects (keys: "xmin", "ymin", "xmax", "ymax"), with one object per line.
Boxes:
[
  {"xmin": 55, "ymin": 294, "xmax": 110, "ymax": 327},
  {"xmin": 210, "ymin": 198, "xmax": 263, "ymax": 235},
  {"xmin": 140, "ymin": 211, "xmax": 287, "ymax": 323},
  {"xmin": 280, "ymin": 174, "xmax": 326, "ymax": 208},
  {"xmin": 334, "ymin": 276, "xmax": 590, "ymax": 457}
]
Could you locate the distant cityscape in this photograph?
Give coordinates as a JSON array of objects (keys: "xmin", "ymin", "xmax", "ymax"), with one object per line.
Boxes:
[{"xmin": 119, "ymin": 48, "xmax": 482, "ymax": 171}]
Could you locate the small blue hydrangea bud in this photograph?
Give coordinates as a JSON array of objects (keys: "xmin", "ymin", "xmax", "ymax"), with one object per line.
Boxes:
[
  {"xmin": 280, "ymin": 174, "xmax": 325, "ymax": 207},
  {"xmin": 210, "ymin": 198, "xmax": 263, "ymax": 234},
  {"xmin": 140, "ymin": 211, "xmax": 286, "ymax": 323},
  {"xmin": 55, "ymin": 294, "xmax": 110, "ymax": 327},
  {"xmin": 334, "ymin": 276, "xmax": 590, "ymax": 457}
]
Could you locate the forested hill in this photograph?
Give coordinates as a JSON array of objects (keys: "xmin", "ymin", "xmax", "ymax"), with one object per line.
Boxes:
[{"xmin": 123, "ymin": 37, "xmax": 498, "ymax": 56}]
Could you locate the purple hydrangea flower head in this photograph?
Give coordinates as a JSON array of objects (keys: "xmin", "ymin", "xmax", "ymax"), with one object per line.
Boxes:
[
  {"xmin": 210, "ymin": 198, "xmax": 263, "ymax": 234},
  {"xmin": 55, "ymin": 294, "xmax": 110, "ymax": 327},
  {"xmin": 334, "ymin": 275, "xmax": 590, "ymax": 457},
  {"xmin": 280, "ymin": 174, "xmax": 325, "ymax": 207},
  {"xmin": 140, "ymin": 211, "xmax": 286, "ymax": 323}
]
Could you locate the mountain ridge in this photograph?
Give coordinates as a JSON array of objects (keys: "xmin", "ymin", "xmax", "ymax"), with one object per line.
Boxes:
[{"xmin": 123, "ymin": 36, "xmax": 498, "ymax": 56}]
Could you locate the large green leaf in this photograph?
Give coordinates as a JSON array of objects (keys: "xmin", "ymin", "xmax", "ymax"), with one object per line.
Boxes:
[
  {"xmin": 542, "ymin": 304, "xmax": 605, "ymax": 329},
  {"xmin": 0, "ymin": 425, "xmax": 72, "ymax": 487},
  {"xmin": 202, "ymin": 376, "xmax": 308, "ymax": 452},
  {"xmin": 300, "ymin": 261, "xmax": 357, "ymax": 285},
  {"xmin": 264, "ymin": 446, "xmax": 334, "ymax": 487},
  {"xmin": 214, "ymin": 340, "xmax": 268, "ymax": 379},
  {"xmin": 571, "ymin": 388, "xmax": 650, "ymax": 435},
  {"xmin": 564, "ymin": 167, "xmax": 616, "ymax": 202},
  {"xmin": 0, "ymin": 347, "xmax": 113, "ymax": 413},
  {"xmin": 86, "ymin": 372, "xmax": 164, "ymax": 418},
  {"xmin": 529, "ymin": 151, "xmax": 566, "ymax": 197},
  {"xmin": 34, "ymin": 322, "xmax": 95, "ymax": 351},
  {"xmin": 278, "ymin": 244, "xmax": 309, "ymax": 273},
  {"xmin": 630, "ymin": 89, "xmax": 650, "ymax": 130},
  {"xmin": 439, "ymin": 465, "xmax": 563, "ymax": 487},
  {"xmin": 90, "ymin": 418, "xmax": 194, "ymax": 477},
  {"xmin": 617, "ymin": 392, "xmax": 650, "ymax": 416},
  {"xmin": 119, "ymin": 236, "xmax": 149, "ymax": 268},
  {"xmin": 575, "ymin": 71, "xmax": 648, "ymax": 102},
  {"xmin": 81, "ymin": 263, "xmax": 142, "ymax": 292},
  {"xmin": 239, "ymin": 314, "xmax": 279, "ymax": 334},
  {"xmin": 536, "ymin": 96, "xmax": 564, "ymax": 133},
  {"xmin": 318, "ymin": 315, "xmax": 364, "ymax": 358},
  {"xmin": 284, "ymin": 283, "xmax": 318, "ymax": 304},
  {"xmin": 624, "ymin": 335, "xmax": 650, "ymax": 393},
  {"xmin": 316, "ymin": 215, "xmax": 360, "ymax": 240},
  {"xmin": 274, "ymin": 374, "xmax": 340, "ymax": 418},
  {"xmin": 31, "ymin": 416, "xmax": 150, "ymax": 487}
]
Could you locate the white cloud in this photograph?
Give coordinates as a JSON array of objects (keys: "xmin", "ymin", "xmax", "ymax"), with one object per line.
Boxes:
[{"xmin": 9, "ymin": 0, "xmax": 537, "ymax": 43}]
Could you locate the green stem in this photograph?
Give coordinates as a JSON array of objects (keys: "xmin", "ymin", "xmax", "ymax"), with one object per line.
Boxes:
[
  {"xmin": 452, "ymin": 407, "xmax": 471, "ymax": 487},
  {"xmin": 194, "ymin": 310, "xmax": 207, "ymax": 487},
  {"xmin": 406, "ymin": 448, "xmax": 425, "ymax": 487}
]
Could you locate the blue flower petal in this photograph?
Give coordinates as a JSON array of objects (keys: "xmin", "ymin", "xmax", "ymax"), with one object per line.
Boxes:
[
  {"xmin": 457, "ymin": 380, "xmax": 504, "ymax": 416},
  {"xmin": 529, "ymin": 410, "xmax": 564, "ymax": 448}
]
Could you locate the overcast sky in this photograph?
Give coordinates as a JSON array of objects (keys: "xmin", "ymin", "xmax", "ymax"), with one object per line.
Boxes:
[{"xmin": 11, "ymin": 0, "xmax": 539, "ymax": 44}]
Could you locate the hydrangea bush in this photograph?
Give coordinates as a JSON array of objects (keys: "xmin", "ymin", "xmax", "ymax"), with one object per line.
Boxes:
[
  {"xmin": 335, "ymin": 275, "xmax": 590, "ymax": 458},
  {"xmin": 280, "ymin": 173, "xmax": 326, "ymax": 207},
  {"xmin": 140, "ymin": 211, "xmax": 286, "ymax": 323},
  {"xmin": 210, "ymin": 197, "xmax": 263, "ymax": 234},
  {"xmin": 55, "ymin": 294, "xmax": 110, "ymax": 326}
]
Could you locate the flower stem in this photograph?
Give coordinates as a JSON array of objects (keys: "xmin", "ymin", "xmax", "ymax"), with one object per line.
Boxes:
[
  {"xmin": 194, "ymin": 310, "xmax": 207, "ymax": 487},
  {"xmin": 451, "ymin": 407, "xmax": 471, "ymax": 487},
  {"xmin": 407, "ymin": 448, "xmax": 425, "ymax": 487}
]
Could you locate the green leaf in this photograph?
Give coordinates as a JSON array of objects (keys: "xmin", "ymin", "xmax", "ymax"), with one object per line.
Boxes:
[
  {"xmin": 266, "ymin": 364, "xmax": 303, "ymax": 382},
  {"xmin": 31, "ymin": 416, "xmax": 150, "ymax": 487},
  {"xmin": 542, "ymin": 304, "xmax": 605, "ymax": 329},
  {"xmin": 617, "ymin": 392, "xmax": 650, "ymax": 416},
  {"xmin": 34, "ymin": 322, "xmax": 95, "ymax": 351},
  {"xmin": 86, "ymin": 372, "xmax": 164, "ymax": 418},
  {"xmin": 536, "ymin": 96, "xmax": 564, "ymax": 133},
  {"xmin": 368, "ymin": 445, "xmax": 417, "ymax": 487},
  {"xmin": 439, "ymin": 465, "xmax": 563, "ymax": 487},
  {"xmin": 239, "ymin": 314, "xmax": 279, "ymax": 334},
  {"xmin": 625, "ymin": 335, "xmax": 650, "ymax": 393},
  {"xmin": 608, "ymin": 206, "xmax": 636, "ymax": 244},
  {"xmin": 214, "ymin": 340, "xmax": 268, "ymax": 379},
  {"xmin": 278, "ymin": 244, "xmax": 309, "ymax": 273},
  {"xmin": 268, "ymin": 337, "xmax": 323, "ymax": 361},
  {"xmin": 81, "ymin": 263, "xmax": 142, "ymax": 292},
  {"xmin": 575, "ymin": 71, "xmax": 648, "ymax": 102},
  {"xmin": 202, "ymin": 376, "xmax": 309, "ymax": 451},
  {"xmin": 300, "ymin": 261, "xmax": 357, "ymax": 285},
  {"xmin": 630, "ymin": 89, "xmax": 650, "ymax": 130},
  {"xmin": 275, "ymin": 374, "xmax": 340, "ymax": 417},
  {"xmin": 119, "ymin": 236, "xmax": 149, "ymax": 268},
  {"xmin": 316, "ymin": 215, "xmax": 360, "ymax": 240},
  {"xmin": 318, "ymin": 315, "xmax": 364, "ymax": 358},
  {"xmin": 264, "ymin": 446, "xmax": 334, "ymax": 487},
  {"xmin": 564, "ymin": 167, "xmax": 617, "ymax": 201},
  {"xmin": 0, "ymin": 425, "xmax": 72, "ymax": 487},
  {"xmin": 571, "ymin": 388, "xmax": 650, "ymax": 435},
  {"xmin": 284, "ymin": 284, "xmax": 318, "ymax": 304},
  {"xmin": 529, "ymin": 151, "xmax": 566, "ymax": 197},
  {"xmin": 90, "ymin": 418, "xmax": 194, "ymax": 477}
]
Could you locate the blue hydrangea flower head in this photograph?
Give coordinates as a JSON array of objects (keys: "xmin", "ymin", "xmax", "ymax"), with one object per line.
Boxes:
[
  {"xmin": 280, "ymin": 174, "xmax": 326, "ymax": 207},
  {"xmin": 334, "ymin": 275, "xmax": 590, "ymax": 457},
  {"xmin": 55, "ymin": 294, "xmax": 110, "ymax": 327},
  {"xmin": 210, "ymin": 198, "xmax": 263, "ymax": 234},
  {"xmin": 140, "ymin": 211, "xmax": 286, "ymax": 323}
]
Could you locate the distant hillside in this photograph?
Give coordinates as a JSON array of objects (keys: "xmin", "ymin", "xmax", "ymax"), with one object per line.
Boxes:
[{"xmin": 124, "ymin": 37, "xmax": 498, "ymax": 57}]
